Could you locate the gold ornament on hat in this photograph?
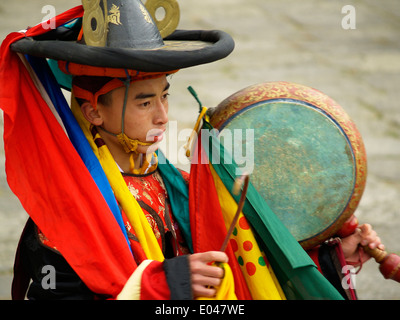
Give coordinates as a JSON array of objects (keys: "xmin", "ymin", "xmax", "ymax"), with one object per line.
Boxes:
[
  {"xmin": 139, "ymin": 2, "xmax": 155, "ymax": 25},
  {"xmin": 82, "ymin": 0, "xmax": 108, "ymax": 47},
  {"xmin": 144, "ymin": 0, "xmax": 180, "ymax": 38},
  {"xmin": 108, "ymin": 4, "xmax": 122, "ymax": 25}
]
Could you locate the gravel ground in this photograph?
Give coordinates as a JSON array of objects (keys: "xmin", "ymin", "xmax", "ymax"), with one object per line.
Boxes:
[{"xmin": 0, "ymin": 0, "xmax": 399, "ymax": 300}]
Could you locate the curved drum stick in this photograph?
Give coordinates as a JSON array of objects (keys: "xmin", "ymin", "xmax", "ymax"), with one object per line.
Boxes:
[{"xmin": 220, "ymin": 174, "xmax": 249, "ymax": 252}]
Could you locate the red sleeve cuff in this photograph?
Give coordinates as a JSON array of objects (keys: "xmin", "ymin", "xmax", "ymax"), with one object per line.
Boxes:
[{"xmin": 140, "ymin": 261, "xmax": 171, "ymax": 299}]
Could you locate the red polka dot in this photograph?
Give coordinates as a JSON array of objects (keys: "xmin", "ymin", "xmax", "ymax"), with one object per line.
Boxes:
[
  {"xmin": 239, "ymin": 217, "xmax": 250, "ymax": 230},
  {"xmin": 243, "ymin": 241, "xmax": 253, "ymax": 251},
  {"xmin": 246, "ymin": 262, "xmax": 256, "ymax": 276},
  {"xmin": 230, "ymin": 239, "xmax": 238, "ymax": 252}
]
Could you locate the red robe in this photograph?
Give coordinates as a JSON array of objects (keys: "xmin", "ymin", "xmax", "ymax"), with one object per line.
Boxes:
[{"xmin": 20, "ymin": 168, "xmax": 192, "ymax": 299}]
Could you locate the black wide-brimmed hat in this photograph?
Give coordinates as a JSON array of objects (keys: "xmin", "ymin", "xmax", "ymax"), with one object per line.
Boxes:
[{"xmin": 11, "ymin": 0, "xmax": 234, "ymax": 72}]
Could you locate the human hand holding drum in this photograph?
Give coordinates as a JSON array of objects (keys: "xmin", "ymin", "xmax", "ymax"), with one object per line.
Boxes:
[
  {"xmin": 340, "ymin": 220, "xmax": 384, "ymax": 265},
  {"xmin": 338, "ymin": 215, "xmax": 400, "ymax": 282}
]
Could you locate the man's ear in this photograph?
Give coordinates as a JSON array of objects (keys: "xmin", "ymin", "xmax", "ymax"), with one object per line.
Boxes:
[{"xmin": 81, "ymin": 102, "xmax": 103, "ymax": 126}]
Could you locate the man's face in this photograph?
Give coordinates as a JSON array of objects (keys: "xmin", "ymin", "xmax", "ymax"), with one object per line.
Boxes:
[{"xmin": 97, "ymin": 75, "xmax": 170, "ymax": 154}]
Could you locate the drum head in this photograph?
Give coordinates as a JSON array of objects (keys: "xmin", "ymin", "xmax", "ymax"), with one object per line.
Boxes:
[{"xmin": 209, "ymin": 82, "xmax": 367, "ymax": 249}]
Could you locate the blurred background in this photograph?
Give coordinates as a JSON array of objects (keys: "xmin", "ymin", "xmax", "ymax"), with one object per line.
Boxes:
[{"xmin": 0, "ymin": 0, "xmax": 399, "ymax": 299}]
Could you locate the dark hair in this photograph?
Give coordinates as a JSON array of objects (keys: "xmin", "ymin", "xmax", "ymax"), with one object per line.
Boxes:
[{"xmin": 72, "ymin": 76, "xmax": 114, "ymax": 106}]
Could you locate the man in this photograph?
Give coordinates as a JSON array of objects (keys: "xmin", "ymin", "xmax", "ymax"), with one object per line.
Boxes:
[
  {"xmin": 0, "ymin": 0, "xmax": 237, "ymax": 299},
  {"xmin": 15, "ymin": 72, "xmax": 232, "ymax": 299},
  {"xmin": 1, "ymin": 1, "xmax": 382, "ymax": 300}
]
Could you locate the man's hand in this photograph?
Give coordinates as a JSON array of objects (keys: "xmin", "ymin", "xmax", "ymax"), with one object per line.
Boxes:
[
  {"xmin": 341, "ymin": 223, "xmax": 384, "ymax": 266},
  {"xmin": 188, "ymin": 251, "xmax": 228, "ymax": 298}
]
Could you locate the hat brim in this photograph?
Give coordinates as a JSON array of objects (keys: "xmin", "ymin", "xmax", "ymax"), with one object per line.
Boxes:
[{"xmin": 11, "ymin": 26, "xmax": 234, "ymax": 72}]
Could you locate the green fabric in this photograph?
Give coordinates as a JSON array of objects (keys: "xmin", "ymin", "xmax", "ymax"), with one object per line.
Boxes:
[
  {"xmin": 202, "ymin": 120, "xmax": 343, "ymax": 300},
  {"xmin": 46, "ymin": 18, "xmax": 81, "ymax": 91},
  {"xmin": 157, "ymin": 150, "xmax": 193, "ymax": 253},
  {"xmin": 47, "ymin": 59, "xmax": 73, "ymax": 91}
]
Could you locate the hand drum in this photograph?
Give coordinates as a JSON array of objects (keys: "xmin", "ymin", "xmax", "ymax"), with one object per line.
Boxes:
[{"xmin": 209, "ymin": 81, "xmax": 367, "ymax": 250}]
